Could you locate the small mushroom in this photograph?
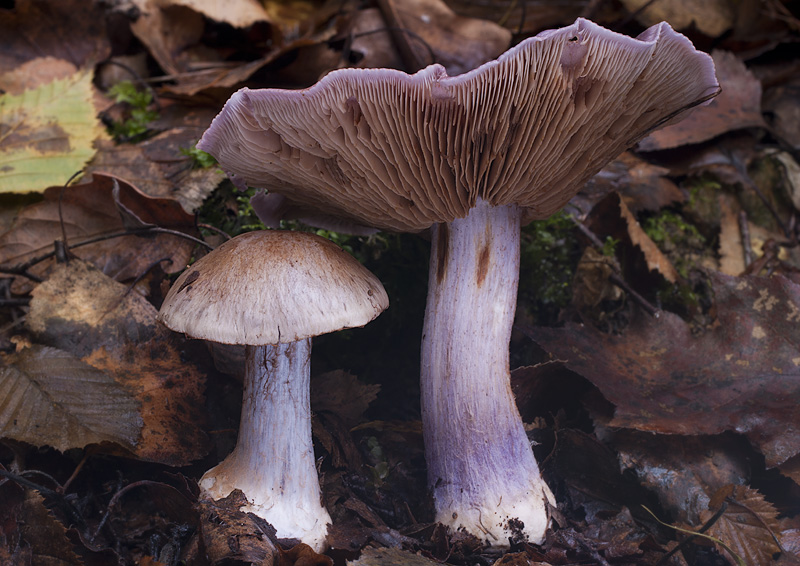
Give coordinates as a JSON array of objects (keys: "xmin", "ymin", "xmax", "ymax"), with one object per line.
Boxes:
[
  {"xmin": 157, "ymin": 230, "xmax": 388, "ymax": 551},
  {"xmin": 197, "ymin": 19, "xmax": 719, "ymax": 546}
]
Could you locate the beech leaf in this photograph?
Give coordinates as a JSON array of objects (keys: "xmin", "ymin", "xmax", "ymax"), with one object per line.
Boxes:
[
  {"xmin": 0, "ymin": 344, "xmax": 142, "ymax": 452},
  {"xmin": 0, "ymin": 70, "xmax": 108, "ymax": 192},
  {"xmin": 704, "ymin": 485, "xmax": 783, "ymax": 566}
]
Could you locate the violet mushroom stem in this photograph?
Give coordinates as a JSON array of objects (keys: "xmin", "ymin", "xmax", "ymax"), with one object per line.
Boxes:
[
  {"xmin": 199, "ymin": 339, "xmax": 330, "ymax": 551},
  {"xmin": 421, "ymin": 199, "xmax": 552, "ymax": 542}
]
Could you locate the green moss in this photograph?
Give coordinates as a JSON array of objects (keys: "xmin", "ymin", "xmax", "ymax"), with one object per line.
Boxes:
[
  {"xmin": 642, "ymin": 210, "xmax": 706, "ymax": 279},
  {"xmin": 518, "ymin": 211, "xmax": 581, "ymax": 325},
  {"xmin": 107, "ymin": 80, "xmax": 158, "ymax": 142},
  {"xmin": 180, "ymin": 145, "xmax": 217, "ymax": 169}
]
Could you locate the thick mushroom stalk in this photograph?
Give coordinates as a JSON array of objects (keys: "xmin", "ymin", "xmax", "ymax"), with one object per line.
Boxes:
[
  {"xmin": 422, "ymin": 199, "xmax": 552, "ymax": 543},
  {"xmin": 199, "ymin": 340, "xmax": 331, "ymax": 551}
]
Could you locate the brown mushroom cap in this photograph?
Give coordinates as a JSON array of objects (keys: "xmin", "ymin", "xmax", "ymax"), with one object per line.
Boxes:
[
  {"xmin": 157, "ymin": 231, "xmax": 389, "ymax": 345},
  {"xmin": 197, "ymin": 18, "xmax": 718, "ymax": 232}
]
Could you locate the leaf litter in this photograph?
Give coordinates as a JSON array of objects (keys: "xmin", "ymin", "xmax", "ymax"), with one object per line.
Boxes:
[{"xmin": 1, "ymin": 0, "xmax": 800, "ymax": 565}]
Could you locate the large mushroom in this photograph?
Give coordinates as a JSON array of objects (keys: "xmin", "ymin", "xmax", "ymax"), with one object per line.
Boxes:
[
  {"xmin": 157, "ymin": 230, "xmax": 388, "ymax": 551},
  {"xmin": 197, "ymin": 18, "xmax": 719, "ymax": 545}
]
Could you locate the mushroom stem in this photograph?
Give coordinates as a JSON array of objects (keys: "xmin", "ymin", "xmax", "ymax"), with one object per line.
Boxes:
[
  {"xmin": 421, "ymin": 198, "xmax": 553, "ymax": 545},
  {"xmin": 199, "ymin": 339, "xmax": 331, "ymax": 551}
]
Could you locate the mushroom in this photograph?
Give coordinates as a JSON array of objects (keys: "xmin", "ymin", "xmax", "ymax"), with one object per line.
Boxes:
[
  {"xmin": 196, "ymin": 18, "xmax": 719, "ymax": 545},
  {"xmin": 157, "ymin": 230, "xmax": 389, "ymax": 551}
]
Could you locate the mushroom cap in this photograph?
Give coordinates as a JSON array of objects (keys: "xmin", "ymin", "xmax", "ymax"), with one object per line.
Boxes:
[
  {"xmin": 197, "ymin": 18, "xmax": 719, "ymax": 232},
  {"xmin": 157, "ymin": 230, "xmax": 389, "ymax": 345}
]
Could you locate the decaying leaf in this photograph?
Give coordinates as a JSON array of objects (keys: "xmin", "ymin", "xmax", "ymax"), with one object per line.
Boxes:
[
  {"xmin": 157, "ymin": 0, "xmax": 271, "ymax": 28},
  {"xmin": 0, "ymin": 0, "xmax": 110, "ymax": 72},
  {"xmin": 0, "ymin": 173, "xmax": 199, "ymax": 293},
  {"xmin": 639, "ymin": 50, "xmax": 765, "ymax": 151},
  {"xmin": 312, "ymin": 370, "xmax": 380, "ymax": 428},
  {"xmin": 0, "ymin": 70, "xmax": 109, "ymax": 193},
  {"xmin": 27, "ymin": 259, "xmax": 209, "ymax": 466},
  {"xmin": 382, "ymin": 0, "xmax": 511, "ymax": 75},
  {"xmin": 585, "ymin": 192, "xmax": 680, "ymax": 284},
  {"xmin": 620, "ymin": 0, "xmax": 735, "ymax": 38},
  {"xmin": 0, "ymin": 344, "xmax": 142, "ymax": 452},
  {"xmin": 198, "ymin": 490, "xmax": 280, "ymax": 565},
  {"xmin": 703, "ymin": 485, "xmax": 783, "ymax": 566},
  {"xmin": 17, "ymin": 491, "xmax": 83, "ymax": 566},
  {"xmin": 348, "ymin": 546, "xmax": 440, "ymax": 565},
  {"xmin": 530, "ymin": 271, "xmax": 800, "ymax": 469}
]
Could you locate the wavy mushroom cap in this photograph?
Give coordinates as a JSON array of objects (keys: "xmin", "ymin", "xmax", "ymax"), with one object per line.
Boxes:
[
  {"xmin": 198, "ymin": 18, "xmax": 719, "ymax": 232},
  {"xmin": 157, "ymin": 230, "xmax": 389, "ymax": 345}
]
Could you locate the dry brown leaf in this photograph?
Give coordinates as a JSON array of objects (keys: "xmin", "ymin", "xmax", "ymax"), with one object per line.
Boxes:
[
  {"xmin": 620, "ymin": 0, "xmax": 735, "ymax": 37},
  {"xmin": 585, "ymin": 192, "xmax": 680, "ymax": 285},
  {"xmin": 27, "ymin": 259, "xmax": 209, "ymax": 466},
  {"xmin": 718, "ymin": 194, "xmax": 746, "ymax": 276},
  {"xmin": 445, "ymin": 0, "xmax": 585, "ymax": 36},
  {"xmin": 382, "ymin": 0, "xmax": 511, "ymax": 75},
  {"xmin": 579, "ymin": 152, "xmax": 685, "ymax": 215},
  {"xmin": 311, "ymin": 370, "xmax": 380, "ymax": 428},
  {"xmin": 0, "ymin": 0, "xmax": 110, "ymax": 73},
  {"xmin": 0, "ymin": 344, "xmax": 142, "ymax": 452},
  {"xmin": 530, "ymin": 271, "xmax": 800, "ymax": 469},
  {"xmin": 618, "ymin": 197, "xmax": 679, "ymax": 283},
  {"xmin": 639, "ymin": 51, "xmax": 765, "ymax": 151},
  {"xmin": 88, "ymin": 123, "xmax": 227, "ymax": 211},
  {"xmin": 17, "ymin": 491, "xmax": 83, "ymax": 566},
  {"xmin": 0, "ymin": 173, "xmax": 199, "ymax": 293},
  {"xmin": 347, "ymin": 546, "xmax": 440, "ymax": 565},
  {"xmin": 704, "ymin": 485, "xmax": 783, "ymax": 566},
  {"xmin": 160, "ymin": 0, "xmax": 271, "ymax": 28},
  {"xmin": 198, "ymin": 490, "xmax": 280, "ymax": 565}
]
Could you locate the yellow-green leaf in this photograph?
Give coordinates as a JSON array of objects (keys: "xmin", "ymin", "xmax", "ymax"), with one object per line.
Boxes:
[{"xmin": 0, "ymin": 70, "xmax": 108, "ymax": 192}]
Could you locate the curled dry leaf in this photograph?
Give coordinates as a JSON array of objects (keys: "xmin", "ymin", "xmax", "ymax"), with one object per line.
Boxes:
[
  {"xmin": 0, "ymin": 344, "xmax": 142, "ymax": 453},
  {"xmin": 530, "ymin": 271, "xmax": 800, "ymax": 469},
  {"xmin": 0, "ymin": 173, "xmax": 199, "ymax": 293},
  {"xmin": 27, "ymin": 259, "xmax": 208, "ymax": 466},
  {"xmin": 639, "ymin": 50, "xmax": 765, "ymax": 151}
]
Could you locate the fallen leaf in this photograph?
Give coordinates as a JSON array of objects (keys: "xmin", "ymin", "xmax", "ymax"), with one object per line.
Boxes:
[
  {"xmin": 27, "ymin": 259, "xmax": 209, "ymax": 466},
  {"xmin": 0, "ymin": 70, "xmax": 109, "ymax": 193},
  {"xmin": 0, "ymin": 0, "xmax": 110, "ymax": 72},
  {"xmin": 312, "ymin": 370, "xmax": 380, "ymax": 428},
  {"xmin": 163, "ymin": 0, "xmax": 271, "ymax": 28},
  {"xmin": 0, "ymin": 173, "xmax": 199, "ymax": 293},
  {"xmin": 380, "ymin": 0, "xmax": 511, "ymax": 75},
  {"xmin": 612, "ymin": 430, "xmax": 750, "ymax": 525},
  {"xmin": 0, "ymin": 344, "xmax": 142, "ymax": 452},
  {"xmin": 198, "ymin": 490, "xmax": 280, "ymax": 566},
  {"xmin": 578, "ymin": 152, "xmax": 685, "ymax": 215},
  {"xmin": 620, "ymin": 0, "xmax": 735, "ymax": 38},
  {"xmin": 0, "ymin": 56, "xmax": 78, "ymax": 95},
  {"xmin": 529, "ymin": 271, "xmax": 800, "ymax": 469},
  {"xmin": 704, "ymin": 485, "xmax": 783, "ymax": 566},
  {"xmin": 585, "ymin": 192, "xmax": 680, "ymax": 285},
  {"xmin": 718, "ymin": 194, "xmax": 746, "ymax": 276},
  {"xmin": 347, "ymin": 546, "xmax": 440, "ymax": 565},
  {"xmin": 445, "ymin": 0, "xmax": 584, "ymax": 36},
  {"xmin": 639, "ymin": 51, "xmax": 765, "ymax": 151},
  {"xmin": 17, "ymin": 491, "xmax": 83, "ymax": 566}
]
